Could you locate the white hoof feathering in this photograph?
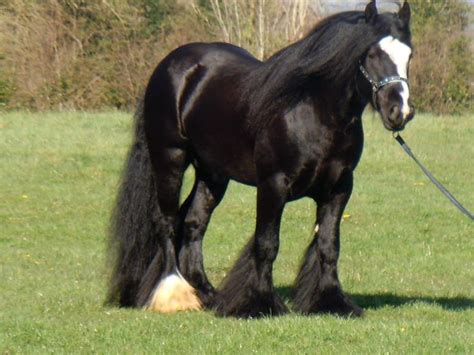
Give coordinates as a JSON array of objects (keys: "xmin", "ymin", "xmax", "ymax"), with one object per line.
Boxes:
[{"xmin": 146, "ymin": 273, "xmax": 202, "ymax": 313}]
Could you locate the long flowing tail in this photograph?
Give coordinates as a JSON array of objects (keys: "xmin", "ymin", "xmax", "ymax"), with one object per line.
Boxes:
[
  {"xmin": 106, "ymin": 100, "xmax": 201, "ymax": 312},
  {"xmin": 106, "ymin": 101, "xmax": 161, "ymax": 307}
]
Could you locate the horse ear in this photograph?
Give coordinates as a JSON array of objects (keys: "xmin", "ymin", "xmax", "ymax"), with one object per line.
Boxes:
[
  {"xmin": 399, "ymin": 1, "xmax": 411, "ymax": 25},
  {"xmin": 365, "ymin": 0, "xmax": 378, "ymax": 23}
]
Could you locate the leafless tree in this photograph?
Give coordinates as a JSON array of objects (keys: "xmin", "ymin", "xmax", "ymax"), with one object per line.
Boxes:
[{"xmin": 192, "ymin": 0, "xmax": 323, "ymax": 60}]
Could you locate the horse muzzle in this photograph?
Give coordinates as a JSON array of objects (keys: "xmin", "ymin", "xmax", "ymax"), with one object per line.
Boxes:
[{"xmin": 382, "ymin": 103, "xmax": 415, "ymax": 132}]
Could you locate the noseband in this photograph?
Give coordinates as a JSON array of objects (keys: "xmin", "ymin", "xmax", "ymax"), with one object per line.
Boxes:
[{"xmin": 359, "ymin": 63, "xmax": 408, "ymax": 110}]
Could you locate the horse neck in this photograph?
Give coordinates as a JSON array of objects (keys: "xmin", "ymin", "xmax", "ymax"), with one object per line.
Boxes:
[{"xmin": 305, "ymin": 77, "xmax": 368, "ymax": 126}]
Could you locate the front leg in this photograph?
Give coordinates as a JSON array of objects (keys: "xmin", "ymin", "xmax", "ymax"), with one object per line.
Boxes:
[
  {"xmin": 293, "ymin": 172, "xmax": 363, "ymax": 317},
  {"xmin": 215, "ymin": 174, "xmax": 289, "ymax": 318}
]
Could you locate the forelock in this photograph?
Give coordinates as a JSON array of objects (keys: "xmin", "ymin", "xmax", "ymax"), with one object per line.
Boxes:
[{"xmin": 374, "ymin": 12, "xmax": 412, "ymax": 47}]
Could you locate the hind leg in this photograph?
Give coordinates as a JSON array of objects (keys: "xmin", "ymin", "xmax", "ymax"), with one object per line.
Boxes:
[
  {"xmin": 177, "ymin": 172, "xmax": 228, "ymax": 308},
  {"xmin": 137, "ymin": 145, "xmax": 202, "ymax": 312}
]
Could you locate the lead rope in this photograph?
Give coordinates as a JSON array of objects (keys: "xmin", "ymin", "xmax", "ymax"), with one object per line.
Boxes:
[{"xmin": 393, "ymin": 133, "xmax": 474, "ymax": 221}]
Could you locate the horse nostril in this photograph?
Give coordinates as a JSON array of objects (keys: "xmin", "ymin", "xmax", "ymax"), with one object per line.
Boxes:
[{"xmin": 389, "ymin": 105, "xmax": 401, "ymax": 120}]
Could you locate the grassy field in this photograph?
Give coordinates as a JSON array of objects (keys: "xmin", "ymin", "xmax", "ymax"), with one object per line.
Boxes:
[{"xmin": 1, "ymin": 111, "xmax": 473, "ymax": 353}]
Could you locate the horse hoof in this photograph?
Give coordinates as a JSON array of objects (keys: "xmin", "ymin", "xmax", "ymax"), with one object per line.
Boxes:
[
  {"xmin": 146, "ymin": 273, "xmax": 202, "ymax": 313},
  {"xmin": 196, "ymin": 289, "xmax": 219, "ymax": 309},
  {"xmin": 294, "ymin": 286, "xmax": 363, "ymax": 317},
  {"xmin": 322, "ymin": 299, "xmax": 364, "ymax": 318},
  {"xmin": 215, "ymin": 293, "xmax": 288, "ymax": 319}
]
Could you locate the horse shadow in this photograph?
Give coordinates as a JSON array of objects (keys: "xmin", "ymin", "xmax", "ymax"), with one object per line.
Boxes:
[{"xmin": 276, "ymin": 286, "xmax": 474, "ymax": 311}]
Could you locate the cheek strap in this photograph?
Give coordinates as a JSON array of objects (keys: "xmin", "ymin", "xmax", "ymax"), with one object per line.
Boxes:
[{"xmin": 359, "ymin": 64, "xmax": 408, "ymax": 110}]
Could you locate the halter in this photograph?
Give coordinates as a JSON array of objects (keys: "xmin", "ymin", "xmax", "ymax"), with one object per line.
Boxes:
[{"xmin": 359, "ymin": 63, "xmax": 408, "ymax": 110}]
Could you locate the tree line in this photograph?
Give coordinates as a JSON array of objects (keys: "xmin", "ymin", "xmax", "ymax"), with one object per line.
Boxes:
[{"xmin": 0, "ymin": 0, "xmax": 471, "ymax": 114}]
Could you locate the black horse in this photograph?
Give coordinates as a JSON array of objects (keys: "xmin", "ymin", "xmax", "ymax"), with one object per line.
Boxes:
[{"xmin": 107, "ymin": 0, "xmax": 415, "ymax": 318}]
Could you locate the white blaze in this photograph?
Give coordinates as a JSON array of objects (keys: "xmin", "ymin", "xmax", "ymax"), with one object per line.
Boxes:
[{"xmin": 378, "ymin": 36, "xmax": 412, "ymax": 119}]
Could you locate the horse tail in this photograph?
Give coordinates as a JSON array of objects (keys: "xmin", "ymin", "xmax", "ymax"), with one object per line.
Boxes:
[{"xmin": 106, "ymin": 99, "xmax": 161, "ymax": 307}]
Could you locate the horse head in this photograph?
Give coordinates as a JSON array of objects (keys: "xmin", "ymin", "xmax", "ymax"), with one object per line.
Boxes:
[{"xmin": 360, "ymin": 0, "xmax": 415, "ymax": 131}]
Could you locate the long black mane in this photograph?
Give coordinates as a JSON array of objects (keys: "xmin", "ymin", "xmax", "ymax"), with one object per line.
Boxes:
[{"xmin": 241, "ymin": 10, "xmax": 411, "ymax": 130}]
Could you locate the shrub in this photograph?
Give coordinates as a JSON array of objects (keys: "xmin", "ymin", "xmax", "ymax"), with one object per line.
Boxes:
[
  {"xmin": 0, "ymin": 0, "xmax": 471, "ymax": 113},
  {"xmin": 410, "ymin": 0, "xmax": 473, "ymax": 114}
]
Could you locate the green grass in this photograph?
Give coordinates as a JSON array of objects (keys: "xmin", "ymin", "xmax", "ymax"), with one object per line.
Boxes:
[{"xmin": 1, "ymin": 111, "xmax": 473, "ymax": 353}]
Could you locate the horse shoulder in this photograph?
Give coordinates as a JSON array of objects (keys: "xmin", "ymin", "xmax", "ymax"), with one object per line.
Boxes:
[{"xmin": 254, "ymin": 106, "xmax": 364, "ymax": 199}]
